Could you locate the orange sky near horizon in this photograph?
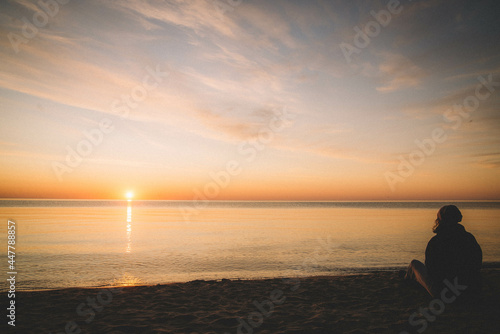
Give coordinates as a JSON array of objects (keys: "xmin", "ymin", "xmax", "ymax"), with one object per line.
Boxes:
[{"xmin": 0, "ymin": 163, "xmax": 498, "ymax": 200}]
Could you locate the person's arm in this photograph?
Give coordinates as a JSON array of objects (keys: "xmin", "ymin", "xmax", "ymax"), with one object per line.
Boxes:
[
  {"xmin": 425, "ymin": 238, "xmax": 437, "ymax": 277},
  {"xmin": 425, "ymin": 237, "xmax": 446, "ymax": 282},
  {"xmin": 469, "ymin": 234, "xmax": 482, "ymax": 271}
]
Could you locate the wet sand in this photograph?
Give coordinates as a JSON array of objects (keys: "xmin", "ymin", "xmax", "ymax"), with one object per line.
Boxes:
[{"xmin": 9, "ymin": 269, "xmax": 500, "ymax": 333}]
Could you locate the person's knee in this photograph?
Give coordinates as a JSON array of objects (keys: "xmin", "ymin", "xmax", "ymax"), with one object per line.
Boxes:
[{"xmin": 410, "ymin": 259, "xmax": 421, "ymax": 267}]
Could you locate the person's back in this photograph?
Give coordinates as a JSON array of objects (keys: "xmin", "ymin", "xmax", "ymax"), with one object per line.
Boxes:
[
  {"xmin": 425, "ymin": 222, "xmax": 482, "ymax": 293},
  {"xmin": 403, "ymin": 205, "xmax": 482, "ymax": 298}
]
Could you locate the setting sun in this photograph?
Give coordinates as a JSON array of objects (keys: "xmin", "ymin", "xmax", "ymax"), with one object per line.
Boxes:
[{"xmin": 126, "ymin": 191, "xmax": 134, "ymax": 200}]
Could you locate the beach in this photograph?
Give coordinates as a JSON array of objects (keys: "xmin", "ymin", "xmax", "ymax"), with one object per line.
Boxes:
[{"xmin": 10, "ymin": 269, "xmax": 500, "ymax": 334}]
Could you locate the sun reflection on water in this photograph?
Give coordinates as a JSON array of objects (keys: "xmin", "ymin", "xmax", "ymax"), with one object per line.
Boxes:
[
  {"xmin": 126, "ymin": 200, "xmax": 132, "ymax": 253},
  {"xmin": 111, "ymin": 273, "xmax": 143, "ymax": 287}
]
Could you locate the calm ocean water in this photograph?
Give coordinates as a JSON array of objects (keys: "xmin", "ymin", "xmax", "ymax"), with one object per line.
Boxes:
[{"xmin": 1, "ymin": 200, "xmax": 499, "ymax": 291}]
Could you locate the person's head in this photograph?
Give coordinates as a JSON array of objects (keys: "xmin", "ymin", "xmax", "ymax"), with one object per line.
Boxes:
[{"xmin": 433, "ymin": 205, "xmax": 462, "ymax": 233}]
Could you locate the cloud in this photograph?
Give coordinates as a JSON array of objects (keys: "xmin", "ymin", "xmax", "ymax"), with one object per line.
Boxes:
[
  {"xmin": 102, "ymin": 0, "xmax": 242, "ymax": 38},
  {"xmin": 398, "ymin": 72, "xmax": 500, "ymax": 120},
  {"xmin": 375, "ymin": 53, "xmax": 427, "ymax": 93},
  {"xmin": 444, "ymin": 64, "xmax": 500, "ymax": 83},
  {"xmin": 234, "ymin": 1, "xmax": 299, "ymax": 50},
  {"xmin": 273, "ymin": 137, "xmax": 392, "ymax": 165},
  {"xmin": 192, "ymin": 106, "xmax": 288, "ymax": 141},
  {"xmin": 10, "ymin": 0, "xmax": 40, "ymax": 13},
  {"xmin": 474, "ymin": 155, "xmax": 500, "ymax": 169}
]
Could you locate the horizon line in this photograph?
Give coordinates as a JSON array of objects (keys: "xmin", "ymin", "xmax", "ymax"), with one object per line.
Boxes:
[{"xmin": 1, "ymin": 198, "xmax": 499, "ymax": 202}]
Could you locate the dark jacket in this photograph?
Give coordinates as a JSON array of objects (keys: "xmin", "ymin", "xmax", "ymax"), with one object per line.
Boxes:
[{"xmin": 425, "ymin": 223, "xmax": 482, "ymax": 292}]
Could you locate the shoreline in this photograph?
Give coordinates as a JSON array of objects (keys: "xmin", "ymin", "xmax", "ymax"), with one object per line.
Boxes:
[
  {"xmin": 7, "ymin": 262, "xmax": 500, "ymax": 293},
  {"xmin": 11, "ymin": 269, "xmax": 500, "ymax": 333}
]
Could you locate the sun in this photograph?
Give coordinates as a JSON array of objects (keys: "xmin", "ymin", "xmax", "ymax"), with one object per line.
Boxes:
[{"xmin": 125, "ymin": 191, "xmax": 134, "ymax": 200}]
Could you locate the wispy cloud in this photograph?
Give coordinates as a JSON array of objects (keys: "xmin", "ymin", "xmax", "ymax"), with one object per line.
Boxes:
[
  {"xmin": 474, "ymin": 155, "xmax": 500, "ymax": 169},
  {"xmin": 192, "ymin": 106, "xmax": 288, "ymax": 141},
  {"xmin": 273, "ymin": 137, "xmax": 393, "ymax": 165},
  {"xmin": 102, "ymin": 0, "xmax": 241, "ymax": 38},
  {"xmin": 399, "ymin": 73, "xmax": 500, "ymax": 121},
  {"xmin": 375, "ymin": 53, "xmax": 427, "ymax": 93}
]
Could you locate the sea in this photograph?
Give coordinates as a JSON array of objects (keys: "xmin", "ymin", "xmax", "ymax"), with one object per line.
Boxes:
[{"xmin": 0, "ymin": 200, "xmax": 499, "ymax": 291}]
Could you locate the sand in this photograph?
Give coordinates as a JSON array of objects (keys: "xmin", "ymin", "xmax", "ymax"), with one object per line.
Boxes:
[{"xmin": 7, "ymin": 269, "xmax": 500, "ymax": 334}]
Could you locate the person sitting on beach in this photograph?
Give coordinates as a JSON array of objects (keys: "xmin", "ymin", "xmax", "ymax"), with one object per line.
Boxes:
[{"xmin": 403, "ymin": 205, "xmax": 482, "ymax": 298}]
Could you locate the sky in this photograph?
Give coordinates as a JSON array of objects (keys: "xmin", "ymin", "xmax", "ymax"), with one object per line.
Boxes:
[{"xmin": 0, "ymin": 0, "xmax": 499, "ymax": 200}]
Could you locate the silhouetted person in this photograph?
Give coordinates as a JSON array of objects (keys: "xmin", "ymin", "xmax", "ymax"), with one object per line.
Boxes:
[{"xmin": 403, "ymin": 205, "xmax": 482, "ymax": 297}]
